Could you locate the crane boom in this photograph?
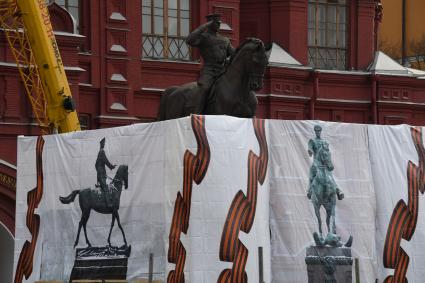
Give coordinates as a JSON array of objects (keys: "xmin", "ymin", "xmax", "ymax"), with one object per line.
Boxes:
[{"xmin": 0, "ymin": 0, "xmax": 80, "ymax": 133}]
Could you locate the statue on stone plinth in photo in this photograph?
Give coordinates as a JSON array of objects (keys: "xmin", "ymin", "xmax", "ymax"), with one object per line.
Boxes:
[
  {"xmin": 307, "ymin": 125, "xmax": 349, "ymax": 247},
  {"xmin": 305, "ymin": 125, "xmax": 353, "ymax": 283},
  {"xmin": 307, "ymin": 125, "xmax": 350, "ymax": 246},
  {"xmin": 58, "ymin": 137, "xmax": 131, "ymax": 280}
]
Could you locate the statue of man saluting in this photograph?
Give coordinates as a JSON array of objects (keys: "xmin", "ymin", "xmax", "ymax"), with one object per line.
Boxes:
[{"xmin": 186, "ymin": 13, "xmax": 235, "ymax": 114}]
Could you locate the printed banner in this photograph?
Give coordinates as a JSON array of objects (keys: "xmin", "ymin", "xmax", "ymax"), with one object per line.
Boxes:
[
  {"xmin": 368, "ymin": 125, "xmax": 425, "ymax": 282},
  {"xmin": 268, "ymin": 120, "xmax": 376, "ymax": 282},
  {"xmin": 14, "ymin": 116, "xmax": 270, "ymax": 282},
  {"xmin": 13, "ymin": 116, "xmax": 425, "ymax": 282}
]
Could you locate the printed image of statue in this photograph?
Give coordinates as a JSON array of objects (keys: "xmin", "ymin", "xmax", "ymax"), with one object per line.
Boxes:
[
  {"xmin": 307, "ymin": 125, "xmax": 343, "ymax": 202},
  {"xmin": 307, "ymin": 125, "xmax": 350, "ymax": 247},
  {"xmin": 186, "ymin": 13, "xmax": 235, "ymax": 113},
  {"xmin": 305, "ymin": 125, "xmax": 353, "ymax": 283},
  {"xmin": 58, "ymin": 137, "xmax": 131, "ymax": 280},
  {"xmin": 95, "ymin": 137, "xmax": 117, "ymax": 208}
]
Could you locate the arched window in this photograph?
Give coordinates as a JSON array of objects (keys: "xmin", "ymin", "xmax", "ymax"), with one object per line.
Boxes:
[
  {"xmin": 54, "ymin": 0, "xmax": 80, "ymax": 33},
  {"xmin": 308, "ymin": 0, "xmax": 347, "ymax": 70},
  {"xmin": 142, "ymin": 0, "xmax": 191, "ymax": 61}
]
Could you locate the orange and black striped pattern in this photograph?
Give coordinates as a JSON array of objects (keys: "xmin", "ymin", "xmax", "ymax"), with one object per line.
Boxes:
[
  {"xmin": 167, "ymin": 115, "xmax": 211, "ymax": 283},
  {"xmin": 14, "ymin": 137, "xmax": 45, "ymax": 283},
  {"xmin": 383, "ymin": 127, "xmax": 425, "ymax": 282},
  {"xmin": 218, "ymin": 118, "xmax": 268, "ymax": 283}
]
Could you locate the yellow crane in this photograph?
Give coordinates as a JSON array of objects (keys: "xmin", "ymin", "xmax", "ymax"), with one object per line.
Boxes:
[{"xmin": 0, "ymin": 0, "xmax": 80, "ymax": 133}]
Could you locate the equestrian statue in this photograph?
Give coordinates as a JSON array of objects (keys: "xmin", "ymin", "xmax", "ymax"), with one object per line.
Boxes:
[
  {"xmin": 59, "ymin": 138, "xmax": 129, "ymax": 249},
  {"xmin": 307, "ymin": 125, "xmax": 352, "ymax": 247},
  {"xmin": 157, "ymin": 13, "xmax": 270, "ymax": 120}
]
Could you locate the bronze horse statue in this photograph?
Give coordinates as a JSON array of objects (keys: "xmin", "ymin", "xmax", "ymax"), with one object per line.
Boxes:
[
  {"xmin": 310, "ymin": 145, "xmax": 338, "ymax": 238},
  {"xmin": 157, "ymin": 38, "xmax": 270, "ymax": 120},
  {"xmin": 59, "ymin": 165, "xmax": 129, "ymax": 248},
  {"xmin": 310, "ymin": 145, "xmax": 352, "ymax": 247}
]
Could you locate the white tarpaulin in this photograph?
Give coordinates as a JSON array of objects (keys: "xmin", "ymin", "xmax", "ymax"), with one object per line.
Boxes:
[
  {"xmin": 14, "ymin": 116, "xmax": 270, "ymax": 282},
  {"xmin": 13, "ymin": 116, "xmax": 425, "ymax": 282},
  {"xmin": 368, "ymin": 125, "xmax": 425, "ymax": 282},
  {"xmin": 269, "ymin": 121, "xmax": 425, "ymax": 283},
  {"xmin": 268, "ymin": 120, "xmax": 377, "ymax": 282}
]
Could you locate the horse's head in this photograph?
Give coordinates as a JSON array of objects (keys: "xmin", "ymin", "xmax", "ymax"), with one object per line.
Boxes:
[
  {"xmin": 318, "ymin": 144, "xmax": 334, "ymax": 171},
  {"xmin": 231, "ymin": 38, "xmax": 269, "ymax": 91},
  {"xmin": 113, "ymin": 165, "xmax": 128, "ymax": 191}
]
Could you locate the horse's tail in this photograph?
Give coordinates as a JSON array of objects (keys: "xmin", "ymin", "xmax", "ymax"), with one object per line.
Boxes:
[
  {"xmin": 59, "ymin": 190, "xmax": 79, "ymax": 204},
  {"xmin": 157, "ymin": 87, "xmax": 177, "ymax": 121}
]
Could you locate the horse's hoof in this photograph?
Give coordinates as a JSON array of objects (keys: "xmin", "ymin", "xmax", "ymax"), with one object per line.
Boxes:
[
  {"xmin": 344, "ymin": 235, "xmax": 353, "ymax": 247},
  {"xmin": 313, "ymin": 232, "xmax": 324, "ymax": 246}
]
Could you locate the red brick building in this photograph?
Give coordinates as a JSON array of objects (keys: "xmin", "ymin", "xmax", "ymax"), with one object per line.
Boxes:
[{"xmin": 1, "ymin": 0, "xmax": 425, "ymax": 239}]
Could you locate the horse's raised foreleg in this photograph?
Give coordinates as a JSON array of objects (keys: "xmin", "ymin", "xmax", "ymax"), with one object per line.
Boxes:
[
  {"xmin": 82, "ymin": 211, "xmax": 92, "ymax": 247},
  {"xmin": 326, "ymin": 211, "xmax": 331, "ymax": 235},
  {"xmin": 114, "ymin": 211, "xmax": 128, "ymax": 247},
  {"xmin": 313, "ymin": 203, "xmax": 322, "ymax": 236},
  {"xmin": 324, "ymin": 199, "xmax": 337, "ymax": 235},
  {"xmin": 107, "ymin": 213, "xmax": 116, "ymax": 247},
  {"xmin": 331, "ymin": 200, "xmax": 337, "ymax": 234}
]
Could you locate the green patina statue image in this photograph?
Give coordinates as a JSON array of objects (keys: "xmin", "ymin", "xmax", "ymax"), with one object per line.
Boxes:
[{"xmin": 307, "ymin": 125, "xmax": 352, "ymax": 247}]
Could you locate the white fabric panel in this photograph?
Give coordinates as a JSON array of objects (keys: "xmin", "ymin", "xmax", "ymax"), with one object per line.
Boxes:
[
  {"xmin": 368, "ymin": 125, "xmax": 425, "ymax": 282},
  {"xmin": 172, "ymin": 116, "xmax": 270, "ymax": 283},
  {"xmin": 15, "ymin": 122, "xmax": 169, "ymax": 281},
  {"xmin": 14, "ymin": 116, "xmax": 425, "ymax": 283},
  {"xmin": 13, "ymin": 116, "xmax": 270, "ymax": 282},
  {"xmin": 14, "ymin": 137, "xmax": 41, "ymax": 280},
  {"xmin": 268, "ymin": 120, "xmax": 377, "ymax": 283}
]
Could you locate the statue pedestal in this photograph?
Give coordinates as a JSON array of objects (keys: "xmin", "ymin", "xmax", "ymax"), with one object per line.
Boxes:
[
  {"xmin": 70, "ymin": 245, "xmax": 131, "ymax": 280},
  {"xmin": 305, "ymin": 246, "xmax": 352, "ymax": 283}
]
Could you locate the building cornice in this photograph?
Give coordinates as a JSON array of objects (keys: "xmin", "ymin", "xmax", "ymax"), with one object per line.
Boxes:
[{"xmin": 0, "ymin": 160, "xmax": 16, "ymax": 170}]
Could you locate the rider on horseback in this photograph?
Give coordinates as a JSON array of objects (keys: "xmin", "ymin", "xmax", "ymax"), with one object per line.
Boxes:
[
  {"xmin": 307, "ymin": 125, "xmax": 344, "ymax": 200},
  {"xmin": 95, "ymin": 138, "xmax": 116, "ymax": 208},
  {"xmin": 186, "ymin": 13, "xmax": 235, "ymax": 114}
]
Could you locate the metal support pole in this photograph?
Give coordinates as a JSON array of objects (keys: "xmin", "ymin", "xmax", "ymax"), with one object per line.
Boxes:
[
  {"xmin": 355, "ymin": 258, "xmax": 360, "ymax": 283},
  {"xmin": 149, "ymin": 253, "xmax": 154, "ymax": 283},
  {"xmin": 258, "ymin": 246, "xmax": 264, "ymax": 283}
]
